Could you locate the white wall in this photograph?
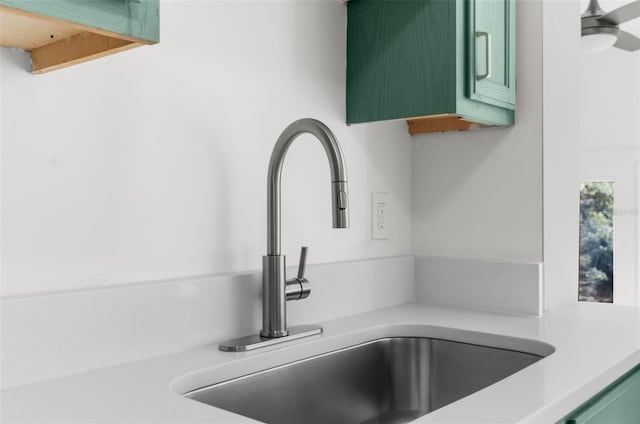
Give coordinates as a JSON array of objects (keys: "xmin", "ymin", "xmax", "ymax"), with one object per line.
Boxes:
[
  {"xmin": 0, "ymin": 1, "xmax": 413, "ymax": 297},
  {"xmin": 411, "ymin": 0, "xmax": 544, "ymax": 263},
  {"xmin": 410, "ymin": 0, "xmax": 584, "ymax": 312},
  {"xmin": 542, "ymin": 0, "xmax": 582, "ymax": 311},
  {"xmin": 3, "ymin": 0, "xmax": 623, "ymax": 312},
  {"xmin": 579, "ymin": 0, "xmax": 640, "ymax": 305}
]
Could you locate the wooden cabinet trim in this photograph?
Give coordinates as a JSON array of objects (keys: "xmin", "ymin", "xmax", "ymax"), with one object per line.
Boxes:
[{"xmin": 406, "ymin": 114, "xmax": 483, "ymax": 135}]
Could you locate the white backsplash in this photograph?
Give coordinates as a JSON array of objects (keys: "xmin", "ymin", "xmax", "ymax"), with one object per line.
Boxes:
[
  {"xmin": 1, "ymin": 256, "xmax": 415, "ymax": 389},
  {"xmin": 1, "ymin": 254, "xmax": 544, "ymax": 390},
  {"xmin": 415, "ymin": 256, "xmax": 543, "ymax": 316}
]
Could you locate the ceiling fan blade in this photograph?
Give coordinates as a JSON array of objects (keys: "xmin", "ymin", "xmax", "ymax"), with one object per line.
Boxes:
[
  {"xmin": 614, "ymin": 30, "xmax": 640, "ymax": 51},
  {"xmin": 600, "ymin": 0, "xmax": 640, "ymax": 24}
]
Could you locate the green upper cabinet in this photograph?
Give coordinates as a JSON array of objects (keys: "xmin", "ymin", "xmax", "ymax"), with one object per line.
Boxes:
[
  {"xmin": 558, "ymin": 365, "xmax": 640, "ymax": 424},
  {"xmin": 0, "ymin": 0, "xmax": 159, "ymax": 74},
  {"xmin": 346, "ymin": 0, "xmax": 516, "ymax": 135}
]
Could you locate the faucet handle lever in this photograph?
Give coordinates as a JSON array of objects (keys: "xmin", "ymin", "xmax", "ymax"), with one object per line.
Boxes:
[
  {"xmin": 286, "ymin": 246, "xmax": 311, "ymax": 301},
  {"xmin": 297, "ymin": 246, "xmax": 308, "ymax": 280}
]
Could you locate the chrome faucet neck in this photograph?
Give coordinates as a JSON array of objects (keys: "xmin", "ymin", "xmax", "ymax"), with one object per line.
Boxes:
[
  {"xmin": 266, "ymin": 118, "xmax": 349, "ymax": 256},
  {"xmin": 218, "ymin": 118, "xmax": 350, "ymax": 351}
]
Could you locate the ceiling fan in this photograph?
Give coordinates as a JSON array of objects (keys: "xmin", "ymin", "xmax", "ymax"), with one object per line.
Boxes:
[{"xmin": 581, "ymin": 0, "xmax": 640, "ymax": 52}]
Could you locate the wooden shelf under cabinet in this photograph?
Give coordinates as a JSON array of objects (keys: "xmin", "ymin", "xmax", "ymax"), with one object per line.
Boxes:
[
  {"xmin": 0, "ymin": 1, "xmax": 158, "ymax": 74},
  {"xmin": 406, "ymin": 115, "xmax": 483, "ymax": 135}
]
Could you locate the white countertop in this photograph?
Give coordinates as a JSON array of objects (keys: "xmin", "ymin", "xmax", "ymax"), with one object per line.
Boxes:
[{"xmin": 2, "ymin": 302, "xmax": 640, "ymax": 423}]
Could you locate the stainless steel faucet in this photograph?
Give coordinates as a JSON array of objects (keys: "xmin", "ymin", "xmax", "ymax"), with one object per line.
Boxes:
[{"xmin": 219, "ymin": 118, "xmax": 349, "ymax": 352}]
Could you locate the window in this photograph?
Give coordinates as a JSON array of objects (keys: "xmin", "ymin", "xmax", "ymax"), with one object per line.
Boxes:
[{"xmin": 578, "ymin": 182, "xmax": 614, "ymax": 303}]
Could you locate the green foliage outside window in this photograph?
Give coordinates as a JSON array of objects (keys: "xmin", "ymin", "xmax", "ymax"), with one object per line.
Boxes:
[{"xmin": 579, "ymin": 182, "xmax": 614, "ymax": 303}]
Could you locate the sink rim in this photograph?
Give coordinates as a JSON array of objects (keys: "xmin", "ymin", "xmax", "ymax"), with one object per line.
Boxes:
[
  {"xmin": 183, "ymin": 335, "xmax": 548, "ymax": 398},
  {"xmin": 171, "ymin": 324, "xmax": 555, "ymax": 397}
]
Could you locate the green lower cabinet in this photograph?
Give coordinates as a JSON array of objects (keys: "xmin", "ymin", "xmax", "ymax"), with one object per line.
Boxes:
[
  {"xmin": 346, "ymin": 0, "xmax": 516, "ymax": 135},
  {"xmin": 559, "ymin": 365, "xmax": 640, "ymax": 424}
]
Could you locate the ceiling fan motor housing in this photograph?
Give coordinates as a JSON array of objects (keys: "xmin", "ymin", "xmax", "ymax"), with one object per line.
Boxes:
[
  {"xmin": 581, "ymin": 15, "xmax": 619, "ymax": 38},
  {"xmin": 580, "ymin": 0, "xmax": 640, "ymax": 52}
]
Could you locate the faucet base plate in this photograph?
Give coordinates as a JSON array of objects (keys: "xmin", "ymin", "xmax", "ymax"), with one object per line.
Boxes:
[{"xmin": 218, "ymin": 325, "xmax": 323, "ymax": 352}]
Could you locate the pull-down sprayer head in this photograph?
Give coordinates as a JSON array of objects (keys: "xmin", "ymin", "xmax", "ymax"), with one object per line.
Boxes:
[{"xmin": 331, "ymin": 181, "xmax": 349, "ymax": 229}]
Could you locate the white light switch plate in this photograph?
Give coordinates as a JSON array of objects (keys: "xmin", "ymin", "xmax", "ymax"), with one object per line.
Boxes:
[{"xmin": 372, "ymin": 192, "xmax": 390, "ymax": 240}]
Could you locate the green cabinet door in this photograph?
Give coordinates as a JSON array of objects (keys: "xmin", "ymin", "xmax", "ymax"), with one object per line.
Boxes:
[
  {"xmin": 560, "ymin": 365, "xmax": 640, "ymax": 424},
  {"xmin": 466, "ymin": 0, "xmax": 516, "ymax": 109},
  {"xmin": 346, "ymin": 0, "xmax": 516, "ymax": 134},
  {"xmin": 346, "ymin": 0, "xmax": 456, "ymax": 124}
]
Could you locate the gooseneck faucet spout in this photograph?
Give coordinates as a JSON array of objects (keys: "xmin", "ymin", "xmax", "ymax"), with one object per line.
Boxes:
[
  {"xmin": 218, "ymin": 118, "xmax": 350, "ymax": 352},
  {"xmin": 267, "ymin": 118, "xmax": 349, "ymax": 256},
  {"xmin": 261, "ymin": 118, "xmax": 349, "ymax": 339}
]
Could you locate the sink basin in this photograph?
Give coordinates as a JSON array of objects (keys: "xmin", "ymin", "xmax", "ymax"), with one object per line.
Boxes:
[{"xmin": 182, "ymin": 337, "xmax": 546, "ymax": 424}]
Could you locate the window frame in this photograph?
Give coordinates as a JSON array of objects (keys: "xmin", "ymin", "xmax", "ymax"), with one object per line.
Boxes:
[{"xmin": 580, "ymin": 155, "xmax": 638, "ymax": 306}]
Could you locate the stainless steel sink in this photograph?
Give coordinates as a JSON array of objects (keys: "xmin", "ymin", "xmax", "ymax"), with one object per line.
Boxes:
[{"xmin": 182, "ymin": 337, "xmax": 545, "ymax": 424}]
